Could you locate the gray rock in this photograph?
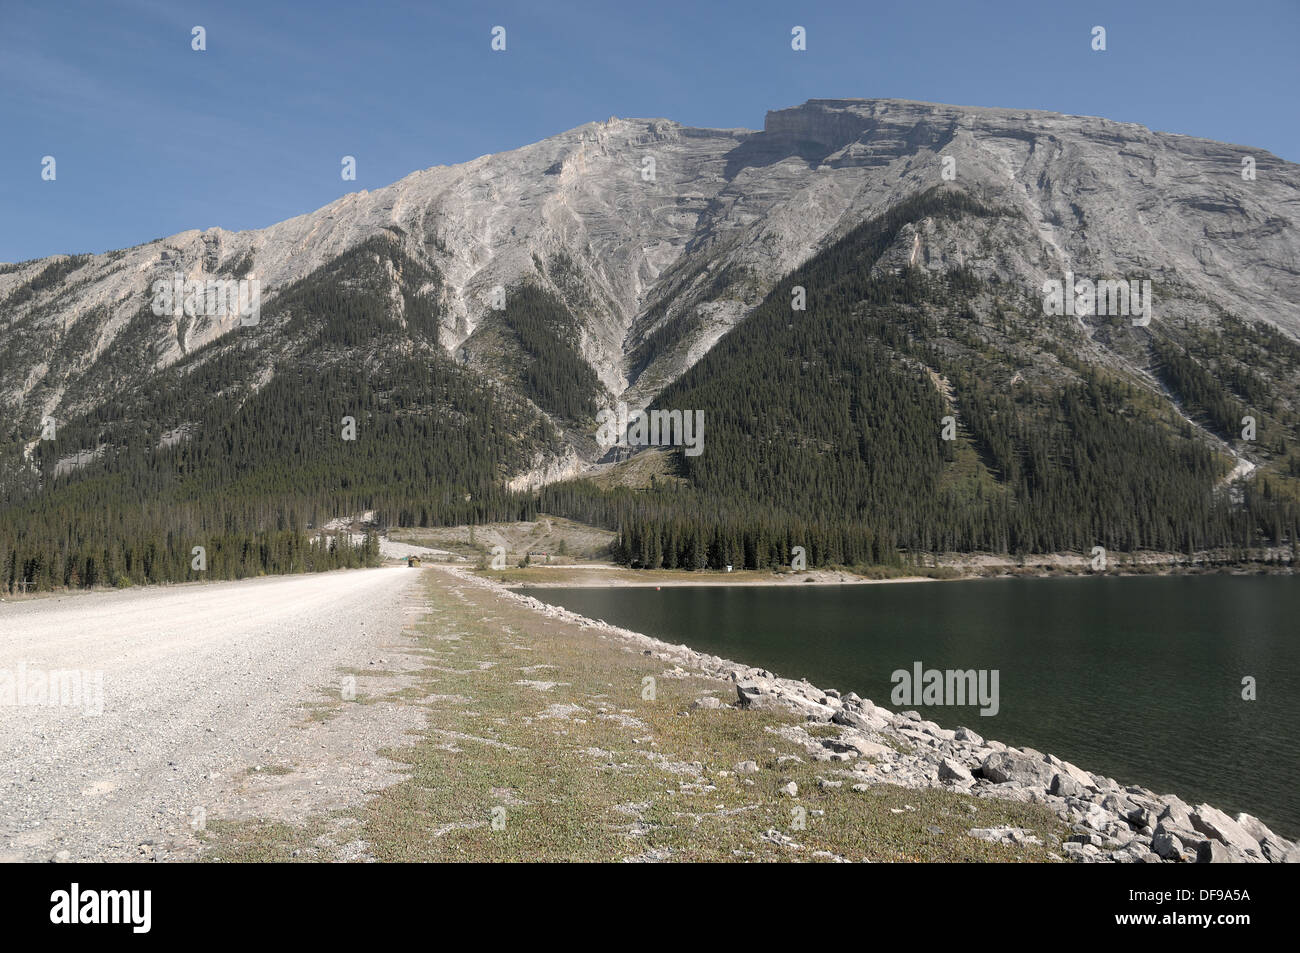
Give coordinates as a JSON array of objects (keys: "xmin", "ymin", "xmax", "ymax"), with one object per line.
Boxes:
[
  {"xmin": 832, "ymin": 707, "xmax": 889, "ymax": 732},
  {"xmin": 835, "ymin": 735, "xmax": 890, "ymax": 759},
  {"xmin": 1062, "ymin": 841, "xmax": 1100, "ymax": 862},
  {"xmin": 734, "ymin": 760, "xmax": 760, "ymax": 774},
  {"xmin": 1125, "ymin": 805, "xmax": 1153, "ymax": 830},
  {"xmin": 1234, "ymin": 813, "xmax": 1290, "ymax": 862},
  {"xmin": 980, "ymin": 750, "xmax": 1057, "ymax": 789},
  {"xmin": 954, "ymin": 726, "xmax": 985, "ymax": 746},
  {"xmin": 914, "ymin": 719, "xmax": 956, "ymax": 741},
  {"xmin": 898, "ymin": 727, "xmax": 940, "ymax": 747},
  {"xmin": 969, "ymin": 826, "xmax": 1041, "ymax": 846},
  {"xmin": 1196, "ymin": 840, "xmax": 1239, "ymax": 864},
  {"xmin": 939, "ymin": 757, "xmax": 975, "ymax": 785},
  {"xmin": 1101, "ymin": 794, "xmax": 1137, "ymax": 817},
  {"xmin": 1051, "ymin": 773, "xmax": 1088, "ymax": 799},
  {"xmin": 735, "ymin": 681, "xmax": 783, "ymax": 711},
  {"xmin": 1190, "ymin": 804, "xmax": 1262, "ymax": 858},
  {"xmin": 1158, "ymin": 801, "xmax": 1194, "ymax": 832},
  {"xmin": 1080, "ymin": 803, "xmax": 1111, "ymax": 832}
]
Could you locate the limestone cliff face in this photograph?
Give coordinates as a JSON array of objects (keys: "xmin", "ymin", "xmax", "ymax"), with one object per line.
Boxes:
[{"xmin": 3, "ymin": 99, "xmax": 1298, "ymax": 476}]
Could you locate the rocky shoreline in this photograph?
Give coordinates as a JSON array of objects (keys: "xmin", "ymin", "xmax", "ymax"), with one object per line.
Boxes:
[{"xmin": 446, "ymin": 566, "xmax": 1296, "ymax": 864}]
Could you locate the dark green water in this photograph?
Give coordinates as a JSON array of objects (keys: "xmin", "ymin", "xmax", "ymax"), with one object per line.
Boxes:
[{"xmin": 532, "ymin": 576, "xmax": 1300, "ymax": 838}]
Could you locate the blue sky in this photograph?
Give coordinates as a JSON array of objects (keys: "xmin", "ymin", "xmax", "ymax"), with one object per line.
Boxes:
[{"xmin": 3, "ymin": 0, "xmax": 1298, "ymax": 262}]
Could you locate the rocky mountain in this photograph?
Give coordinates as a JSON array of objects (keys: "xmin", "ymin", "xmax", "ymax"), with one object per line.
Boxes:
[
  {"xmin": 6, "ymin": 99, "xmax": 1298, "ymax": 434},
  {"xmin": 3, "ymin": 98, "xmax": 1300, "ymax": 588}
]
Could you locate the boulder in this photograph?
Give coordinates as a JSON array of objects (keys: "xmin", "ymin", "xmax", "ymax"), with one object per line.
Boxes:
[
  {"xmin": 939, "ymin": 758, "xmax": 975, "ymax": 785},
  {"xmin": 1151, "ymin": 830, "xmax": 1183, "ymax": 860},
  {"xmin": 985, "ymin": 782, "xmax": 1035, "ymax": 803},
  {"xmin": 969, "ymin": 826, "xmax": 1042, "ymax": 846},
  {"xmin": 954, "ymin": 726, "xmax": 985, "ymax": 746},
  {"xmin": 980, "ymin": 750, "xmax": 1058, "ymax": 789},
  {"xmin": 1062, "ymin": 841, "xmax": 1101, "ymax": 862},
  {"xmin": 1196, "ymin": 840, "xmax": 1237, "ymax": 864},
  {"xmin": 1091, "ymin": 775, "xmax": 1121, "ymax": 794},
  {"xmin": 1121, "ymin": 803, "xmax": 1154, "ymax": 829},
  {"xmin": 832, "ymin": 707, "xmax": 889, "ymax": 732},
  {"xmin": 1190, "ymin": 804, "xmax": 1262, "ymax": 858},
  {"xmin": 837, "ymin": 735, "xmax": 890, "ymax": 759},
  {"xmin": 735, "ymin": 682, "xmax": 783, "ymax": 711},
  {"xmin": 1158, "ymin": 801, "xmax": 1194, "ymax": 832},
  {"xmin": 914, "ymin": 719, "xmax": 956, "ymax": 741},
  {"xmin": 1101, "ymin": 794, "xmax": 1138, "ymax": 817},
  {"xmin": 1235, "ymin": 813, "xmax": 1291, "ymax": 862},
  {"xmin": 898, "ymin": 727, "xmax": 939, "ymax": 747},
  {"xmin": 1050, "ymin": 773, "xmax": 1088, "ymax": 799},
  {"xmin": 1080, "ymin": 803, "xmax": 1112, "ymax": 832},
  {"xmin": 775, "ymin": 692, "xmax": 838, "ymax": 720}
]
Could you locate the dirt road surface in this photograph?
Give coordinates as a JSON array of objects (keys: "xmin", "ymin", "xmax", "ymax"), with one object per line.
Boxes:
[{"xmin": 0, "ymin": 567, "xmax": 422, "ymax": 862}]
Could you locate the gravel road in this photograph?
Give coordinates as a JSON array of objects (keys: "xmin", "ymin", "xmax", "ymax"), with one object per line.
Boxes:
[{"xmin": 0, "ymin": 567, "xmax": 422, "ymax": 862}]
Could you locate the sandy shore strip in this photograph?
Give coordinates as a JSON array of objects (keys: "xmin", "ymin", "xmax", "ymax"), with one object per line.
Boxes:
[{"xmin": 483, "ymin": 565, "xmax": 945, "ymax": 588}]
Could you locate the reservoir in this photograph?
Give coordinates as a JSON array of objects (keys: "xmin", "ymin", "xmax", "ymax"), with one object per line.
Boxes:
[{"xmin": 531, "ymin": 575, "xmax": 1300, "ymax": 838}]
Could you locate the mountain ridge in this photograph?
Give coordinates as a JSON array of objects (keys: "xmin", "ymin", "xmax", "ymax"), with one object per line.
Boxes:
[
  {"xmin": 3, "ymin": 98, "xmax": 1300, "ymax": 592},
  {"xmin": 6, "ymin": 97, "xmax": 1297, "ymax": 422}
]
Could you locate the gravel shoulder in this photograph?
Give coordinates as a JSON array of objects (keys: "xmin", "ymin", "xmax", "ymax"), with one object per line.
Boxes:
[{"xmin": 0, "ymin": 567, "xmax": 425, "ymax": 862}]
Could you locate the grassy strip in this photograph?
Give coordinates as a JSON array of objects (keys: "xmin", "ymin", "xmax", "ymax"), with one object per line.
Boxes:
[{"xmin": 203, "ymin": 569, "xmax": 1068, "ymax": 862}]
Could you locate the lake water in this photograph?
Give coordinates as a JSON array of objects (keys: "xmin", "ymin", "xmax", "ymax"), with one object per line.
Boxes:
[{"xmin": 531, "ymin": 575, "xmax": 1300, "ymax": 838}]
